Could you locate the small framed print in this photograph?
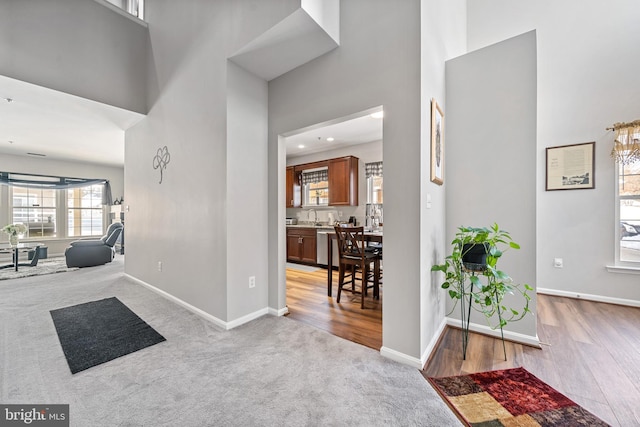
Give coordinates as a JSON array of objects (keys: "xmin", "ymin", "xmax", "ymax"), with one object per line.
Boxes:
[
  {"xmin": 545, "ymin": 142, "xmax": 595, "ymax": 191},
  {"xmin": 431, "ymin": 99, "xmax": 444, "ymax": 185}
]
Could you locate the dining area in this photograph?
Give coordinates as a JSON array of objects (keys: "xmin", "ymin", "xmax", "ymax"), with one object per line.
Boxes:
[
  {"xmin": 284, "ymin": 223, "xmax": 383, "ymax": 349},
  {"xmin": 326, "ymin": 226, "xmax": 383, "ymax": 308}
]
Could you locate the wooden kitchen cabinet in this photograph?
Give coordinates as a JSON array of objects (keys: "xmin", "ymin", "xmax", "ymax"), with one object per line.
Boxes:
[
  {"xmin": 328, "ymin": 156, "xmax": 358, "ymax": 206},
  {"xmin": 287, "ymin": 155, "xmax": 358, "ymax": 207},
  {"xmin": 286, "ymin": 227, "xmax": 317, "ymax": 264},
  {"xmin": 286, "ymin": 166, "xmax": 301, "ymax": 208}
]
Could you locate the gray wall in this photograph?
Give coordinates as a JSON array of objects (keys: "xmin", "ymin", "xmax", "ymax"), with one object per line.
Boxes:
[
  {"xmin": 126, "ymin": 1, "xmax": 299, "ymax": 324},
  {"xmin": 445, "ymin": 31, "xmax": 537, "ymax": 339},
  {"xmin": 0, "ymin": 0, "xmax": 148, "ymax": 114},
  {"xmin": 467, "ymin": 0, "xmax": 640, "ymax": 304},
  {"xmin": 226, "ymin": 61, "xmax": 269, "ymax": 321},
  {"xmin": 420, "ymin": 0, "xmax": 467, "ymax": 358},
  {"xmin": 270, "ymin": 0, "xmax": 466, "ymax": 364}
]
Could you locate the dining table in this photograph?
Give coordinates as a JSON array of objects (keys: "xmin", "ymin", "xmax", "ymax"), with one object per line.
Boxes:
[{"xmin": 326, "ymin": 229, "xmax": 383, "ymax": 296}]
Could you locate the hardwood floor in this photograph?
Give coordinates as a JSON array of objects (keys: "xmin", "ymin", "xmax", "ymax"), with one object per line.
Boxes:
[
  {"xmin": 285, "ymin": 265, "xmax": 382, "ymax": 350},
  {"xmin": 423, "ymin": 295, "xmax": 640, "ymax": 427},
  {"xmin": 286, "ymin": 268, "xmax": 640, "ymax": 426}
]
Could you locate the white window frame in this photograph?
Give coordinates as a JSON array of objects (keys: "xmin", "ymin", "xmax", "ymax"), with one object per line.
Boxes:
[
  {"xmin": 302, "ymin": 167, "xmax": 329, "ymax": 208},
  {"xmin": 4, "ymin": 185, "xmax": 106, "ymax": 241},
  {"xmin": 609, "ymin": 161, "xmax": 640, "ymax": 274},
  {"xmin": 366, "ymin": 175, "xmax": 383, "ymax": 204},
  {"xmin": 9, "ymin": 186, "xmax": 61, "ymax": 240},
  {"xmin": 67, "ymin": 185, "xmax": 106, "ymax": 238}
]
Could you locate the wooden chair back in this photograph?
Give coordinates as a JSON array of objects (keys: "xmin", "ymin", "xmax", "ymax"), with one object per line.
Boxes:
[{"xmin": 334, "ymin": 226, "xmax": 366, "ymax": 263}]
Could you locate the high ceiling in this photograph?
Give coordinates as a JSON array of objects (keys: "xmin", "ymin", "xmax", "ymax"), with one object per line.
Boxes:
[
  {"xmin": 0, "ymin": 75, "xmax": 144, "ymax": 168},
  {"xmin": 0, "ymin": 75, "xmax": 381, "ymax": 167}
]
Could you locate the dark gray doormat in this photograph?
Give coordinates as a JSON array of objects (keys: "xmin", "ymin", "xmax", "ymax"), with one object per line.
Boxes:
[{"xmin": 50, "ymin": 297, "xmax": 166, "ymax": 374}]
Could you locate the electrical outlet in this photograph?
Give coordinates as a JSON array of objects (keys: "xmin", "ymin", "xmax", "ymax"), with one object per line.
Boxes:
[
  {"xmin": 158, "ymin": 261, "xmax": 162, "ymax": 272},
  {"xmin": 249, "ymin": 276, "xmax": 256, "ymax": 288}
]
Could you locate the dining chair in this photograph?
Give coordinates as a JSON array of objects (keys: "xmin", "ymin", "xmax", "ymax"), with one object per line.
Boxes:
[{"xmin": 334, "ymin": 226, "xmax": 382, "ymax": 309}]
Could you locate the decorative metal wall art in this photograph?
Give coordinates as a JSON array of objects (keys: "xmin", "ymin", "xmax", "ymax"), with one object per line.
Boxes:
[
  {"xmin": 152, "ymin": 146, "xmax": 171, "ymax": 184},
  {"xmin": 430, "ymin": 98, "xmax": 444, "ymax": 185}
]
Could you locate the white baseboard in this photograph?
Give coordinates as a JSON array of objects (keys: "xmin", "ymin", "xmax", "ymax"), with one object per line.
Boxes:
[
  {"xmin": 537, "ymin": 287, "xmax": 640, "ymax": 308},
  {"xmin": 379, "ymin": 346, "xmax": 424, "ymax": 369},
  {"xmin": 445, "ymin": 318, "xmax": 541, "ymax": 348},
  {"xmin": 419, "ymin": 318, "xmax": 448, "ymax": 368},
  {"xmin": 269, "ymin": 306, "xmax": 289, "ymax": 316},
  {"xmin": 380, "ymin": 319, "xmax": 448, "ymax": 369},
  {"xmin": 125, "ymin": 274, "xmax": 280, "ymax": 330},
  {"xmin": 381, "ymin": 316, "xmax": 539, "ymax": 370}
]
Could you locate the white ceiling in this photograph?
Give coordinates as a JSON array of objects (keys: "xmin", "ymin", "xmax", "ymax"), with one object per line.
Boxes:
[
  {"xmin": 0, "ymin": 75, "xmax": 381, "ymax": 167},
  {"xmin": 285, "ymin": 108, "xmax": 383, "ymax": 158},
  {"xmin": 0, "ymin": 75, "xmax": 144, "ymax": 167}
]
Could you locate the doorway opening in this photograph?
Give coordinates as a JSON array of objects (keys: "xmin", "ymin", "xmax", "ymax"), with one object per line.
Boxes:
[{"xmin": 282, "ymin": 107, "xmax": 384, "ymax": 349}]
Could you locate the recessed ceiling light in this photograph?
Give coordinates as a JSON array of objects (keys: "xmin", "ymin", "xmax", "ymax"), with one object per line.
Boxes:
[
  {"xmin": 326, "ymin": 137, "xmax": 335, "ymax": 142},
  {"xmin": 370, "ymin": 111, "xmax": 384, "ymax": 119},
  {"xmin": 298, "ymin": 145, "xmax": 305, "ymax": 149}
]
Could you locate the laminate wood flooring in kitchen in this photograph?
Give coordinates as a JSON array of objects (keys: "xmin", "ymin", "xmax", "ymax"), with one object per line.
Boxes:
[
  {"xmin": 285, "ymin": 266, "xmax": 382, "ymax": 350},
  {"xmin": 422, "ymin": 294, "xmax": 640, "ymax": 427}
]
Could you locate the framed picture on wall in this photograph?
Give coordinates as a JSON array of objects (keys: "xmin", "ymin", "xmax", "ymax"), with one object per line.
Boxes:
[
  {"xmin": 545, "ymin": 141, "xmax": 595, "ymax": 191},
  {"xmin": 430, "ymin": 98, "xmax": 444, "ymax": 185}
]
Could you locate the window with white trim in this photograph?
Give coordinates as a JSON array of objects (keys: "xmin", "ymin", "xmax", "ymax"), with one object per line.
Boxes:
[
  {"xmin": 365, "ymin": 161, "xmax": 383, "ymax": 204},
  {"xmin": 2, "ymin": 177, "xmax": 108, "ymax": 240},
  {"xmin": 302, "ymin": 168, "xmax": 329, "ymax": 207},
  {"xmin": 618, "ymin": 161, "xmax": 640, "ymax": 263},
  {"xmin": 67, "ymin": 185, "xmax": 105, "ymax": 237},
  {"xmin": 11, "ymin": 186, "xmax": 57, "ymax": 238}
]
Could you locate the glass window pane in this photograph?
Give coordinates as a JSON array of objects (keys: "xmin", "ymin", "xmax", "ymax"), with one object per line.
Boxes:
[
  {"xmin": 367, "ymin": 176, "xmax": 384, "ymax": 204},
  {"xmin": 67, "ymin": 185, "xmax": 104, "ymax": 237},
  {"xmin": 11, "ymin": 186, "xmax": 57, "ymax": 238},
  {"xmin": 306, "ymin": 181, "xmax": 329, "ymax": 206},
  {"xmin": 619, "ymin": 163, "xmax": 640, "ymax": 196},
  {"xmin": 620, "ymin": 199, "xmax": 640, "ymax": 262}
]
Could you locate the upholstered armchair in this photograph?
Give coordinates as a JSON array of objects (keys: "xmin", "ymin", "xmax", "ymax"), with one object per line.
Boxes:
[{"xmin": 65, "ymin": 223, "xmax": 123, "ymax": 268}]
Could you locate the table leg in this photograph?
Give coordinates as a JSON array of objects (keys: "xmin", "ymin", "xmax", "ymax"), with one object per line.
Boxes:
[
  {"xmin": 14, "ymin": 248, "xmax": 18, "ymax": 272},
  {"xmin": 327, "ymin": 234, "xmax": 333, "ymax": 297}
]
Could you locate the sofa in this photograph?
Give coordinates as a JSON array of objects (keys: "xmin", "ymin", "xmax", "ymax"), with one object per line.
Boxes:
[{"xmin": 65, "ymin": 223, "xmax": 123, "ymax": 268}]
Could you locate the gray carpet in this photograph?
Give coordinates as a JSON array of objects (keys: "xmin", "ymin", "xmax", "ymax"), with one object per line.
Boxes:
[
  {"xmin": 0, "ymin": 256, "xmax": 78, "ymax": 281},
  {"xmin": 0, "ymin": 256, "xmax": 459, "ymax": 426}
]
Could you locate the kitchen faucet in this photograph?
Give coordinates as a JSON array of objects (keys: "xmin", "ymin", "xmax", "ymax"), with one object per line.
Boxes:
[{"xmin": 308, "ymin": 209, "xmax": 318, "ymax": 225}]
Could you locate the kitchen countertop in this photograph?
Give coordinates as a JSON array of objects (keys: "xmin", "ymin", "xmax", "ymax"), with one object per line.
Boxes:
[
  {"xmin": 287, "ymin": 223, "xmax": 383, "ymax": 234},
  {"xmin": 287, "ymin": 223, "xmax": 335, "ymax": 230}
]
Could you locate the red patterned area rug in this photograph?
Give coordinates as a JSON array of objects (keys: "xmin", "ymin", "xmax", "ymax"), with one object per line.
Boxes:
[{"xmin": 426, "ymin": 367, "xmax": 610, "ymax": 426}]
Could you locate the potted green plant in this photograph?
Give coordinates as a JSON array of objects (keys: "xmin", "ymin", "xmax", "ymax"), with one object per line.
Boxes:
[{"xmin": 431, "ymin": 223, "xmax": 533, "ymax": 360}]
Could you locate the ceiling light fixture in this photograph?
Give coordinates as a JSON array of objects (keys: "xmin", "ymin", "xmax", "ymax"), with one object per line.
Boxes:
[
  {"xmin": 370, "ymin": 111, "xmax": 384, "ymax": 119},
  {"xmin": 326, "ymin": 137, "xmax": 335, "ymax": 142},
  {"xmin": 298, "ymin": 145, "xmax": 305, "ymax": 149}
]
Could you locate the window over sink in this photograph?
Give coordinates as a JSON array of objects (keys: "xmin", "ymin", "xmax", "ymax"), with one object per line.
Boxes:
[{"xmin": 302, "ymin": 168, "xmax": 329, "ymax": 207}]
